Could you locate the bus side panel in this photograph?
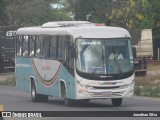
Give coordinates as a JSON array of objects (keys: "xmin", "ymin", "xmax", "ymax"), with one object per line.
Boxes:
[
  {"xmin": 68, "ymin": 73, "xmax": 76, "ymax": 99},
  {"xmin": 35, "ymin": 65, "xmax": 76, "ymax": 99},
  {"xmin": 46, "ymin": 66, "xmax": 68, "ymax": 97},
  {"xmin": 16, "ymin": 57, "xmax": 76, "ymax": 99},
  {"xmin": 57, "ymin": 66, "xmax": 76, "ymax": 99},
  {"xmin": 16, "ymin": 57, "xmax": 34, "ymax": 93}
]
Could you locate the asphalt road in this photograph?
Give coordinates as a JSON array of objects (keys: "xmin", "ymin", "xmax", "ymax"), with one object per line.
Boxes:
[{"xmin": 0, "ymin": 86, "xmax": 160, "ymax": 120}]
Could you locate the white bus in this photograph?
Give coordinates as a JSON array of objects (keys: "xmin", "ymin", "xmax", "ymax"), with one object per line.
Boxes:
[{"xmin": 15, "ymin": 21, "xmax": 135, "ymax": 106}]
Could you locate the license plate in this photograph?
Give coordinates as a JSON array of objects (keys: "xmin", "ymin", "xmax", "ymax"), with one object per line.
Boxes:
[{"xmin": 102, "ymin": 91, "xmax": 112, "ymax": 96}]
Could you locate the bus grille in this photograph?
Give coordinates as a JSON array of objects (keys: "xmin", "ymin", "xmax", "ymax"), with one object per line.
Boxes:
[
  {"xmin": 89, "ymin": 91, "xmax": 125, "ymax": 97},
  {"xmin": 93, "ymin": 86, "xmax": 121, "ymax": 89}
]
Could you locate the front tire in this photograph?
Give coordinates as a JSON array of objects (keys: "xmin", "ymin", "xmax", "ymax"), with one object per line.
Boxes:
[
  {"xmin": 111, "ymin": 98, "xmax": 122, "ymax": 106},
  {"xmin": 31, "ymin": 81, "xmax": 48, "ymax": 102}
]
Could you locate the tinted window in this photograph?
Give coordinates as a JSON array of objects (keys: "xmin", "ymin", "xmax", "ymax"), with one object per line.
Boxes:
[
  {"xmin": 22, "ymin": 36, "xmax": 29, "ymax": 57},
  {"xmin": 35, "ymin": 36, "xmax": 43, "ymax": 58},
  {"xmin": 29, "ymin": 36, "xmax": 36, "ymax": 57},
  {"xmin": 57, "ymin": 36, "xmax": 66, "ymax": 60},
  {"xmin": 16, "ymin": 36, "xmax": 23, "ymax": 56},
  {"xmin": 50, "ymin": 36, "xmax": 57, "ymax": 59}
]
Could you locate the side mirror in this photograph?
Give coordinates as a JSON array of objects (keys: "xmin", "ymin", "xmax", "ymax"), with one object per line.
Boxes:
[
  {"xmin": 132, "ymin": 47, "xmax": 137, "ymax": 59},
  {"xmin": 68, "ymin": 46, "xmax": 76, "ymax": 58}
]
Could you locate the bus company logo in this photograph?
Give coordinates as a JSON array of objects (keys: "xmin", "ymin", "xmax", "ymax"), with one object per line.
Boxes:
[
  {"xmin": 2, "ymin": 112, "xmax": 42, "ymax": 117},
  {"xmin": 100, "ymin": 82, "xmax": 117, "ymax": 85},
  {"xmin": 41, "ymin": 65, "xmax": 51, "ymax": 70},
  {"xmin": 2, "ymin": 112, "xmax": 11, "ymax": 117},
  {"xmin": 100, "ymin": 81, "xmax": 123, "ymax": 85},
  {"xmin": 32, "ymin": 59, "xmax": 62, "ymax": 86}
]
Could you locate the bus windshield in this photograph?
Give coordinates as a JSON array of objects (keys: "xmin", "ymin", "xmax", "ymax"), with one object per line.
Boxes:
[{"xmin": 76, "ymin": 38, "xmax": 134, "ymax": 77}]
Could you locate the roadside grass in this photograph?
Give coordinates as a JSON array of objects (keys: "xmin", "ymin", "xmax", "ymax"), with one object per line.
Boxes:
[
  {"xmin": 0, "ymin": 76, "xmax": 16, "ymax": 87},
  {"xmin": 134, "ymin": 85, "xmax": 160, "ymax": 97},
  {"xmin": 134, "ymin": 63, "xmax": 160, "ymax": 98}
]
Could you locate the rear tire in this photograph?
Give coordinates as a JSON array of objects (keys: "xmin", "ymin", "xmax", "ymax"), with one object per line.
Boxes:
[
  {"xmin": 64, "ymin": 94, "xmax": 74, "ymax": 106},
  {"xmin": 111, "ymin": 98, "xmax": 122, "ymax": 106},
  {"xmin": 31, "ymin": 81, "xmax": 48, "ymax": 102},
  {"xmin": 61, "ymin": 83, "xmax": 74, "ymax": 106}
]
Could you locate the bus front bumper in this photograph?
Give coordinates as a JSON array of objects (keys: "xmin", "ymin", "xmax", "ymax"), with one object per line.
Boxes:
[{"xmin": 75, "ymin": 83, "xmax": 134, "ymax": 100}]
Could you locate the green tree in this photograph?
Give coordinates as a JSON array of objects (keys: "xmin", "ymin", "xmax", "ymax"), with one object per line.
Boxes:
[
  {"xmin": 111, "ymin": 0, "xmax": 156, "ymax": 29},
  {"xmin": 145, "ymin": 0, "xmax": 160, "ymax": 28},
  {"xmin": 4, "ymin": 0, "xmax": 71, "ymax": 26},
  {"xmin": 65, "ymin": 0, "xmax": 112, "ymax": 24},
  {"xmin": 0, "ymin": 0, "xmax": 6, "ymax": 25}
]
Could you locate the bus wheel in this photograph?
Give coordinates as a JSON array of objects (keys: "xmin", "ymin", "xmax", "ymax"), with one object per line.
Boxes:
[
  {"xmin": 61, "ymin": 84, "xmax": 73, "ymax": 106},
  {"xmin": 31, "ymin": 81, "xmax": 48, "ymax": 102},
  {"xmin": 111, "ymin": 98, "xmax": 122, "ymax": 106},
  {"xmin": 64, "ymin": 94, "xmax": 74, "ymax": 106}
]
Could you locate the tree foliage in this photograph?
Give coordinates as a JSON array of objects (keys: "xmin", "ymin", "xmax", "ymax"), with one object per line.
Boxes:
[
  {"xmin": 0, "ymin": 0, "xmax": 6, "ymax": 25},
  {"xmin": 65, "ymin": 0, "xmax": 112, "ymax": 24},
  {"xmin": 2, "ymin": 0, "xmax": 71, "ymax": 26},
  {"xmin": 111, "ymin": 0, "xmax": 159, "ymax": 29},
  {"xmin": 1, "ymin": 0, "xmax": 160, "ymax": 30},
  {"xmin": 145, "ymin": 0, "xmax": 160, "ymax": 29},
  {"xmin": 65, "ymin": 0, "xmax": 160, "ymax": 30}
]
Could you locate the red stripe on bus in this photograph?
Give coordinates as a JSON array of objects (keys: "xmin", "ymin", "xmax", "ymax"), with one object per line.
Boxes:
[{"xmin": 32, "ymin": 60, "xmax": 62, "ymax": 87}]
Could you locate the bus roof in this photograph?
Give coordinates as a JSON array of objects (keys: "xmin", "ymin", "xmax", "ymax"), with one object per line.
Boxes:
[{"xmin": 16, "ymin": 21, "xmax": 131, "ymax": 39}]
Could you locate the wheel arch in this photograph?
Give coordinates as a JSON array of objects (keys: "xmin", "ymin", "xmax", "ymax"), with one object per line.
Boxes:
[
  {"xmin": 30, "ymin": 76, "xmax": 36, "ymax": 93},
  {"xmin": 59, "ymin": 80, "xmax": 67, "ymax": 98}
]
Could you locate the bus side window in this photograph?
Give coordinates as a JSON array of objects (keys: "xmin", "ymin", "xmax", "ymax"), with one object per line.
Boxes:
[
  {"xmin": 35, "ymin": 36, "xmax": 42, "ymax": 58},
  {"xmin": 57, "ymin": 36, "xmax": 66, "ymax": 60},
  {"xmin": 67, "ymin": 36, "xmax": 74, "ymax": 76},
  {"xmin": 50, "ymin": 36, "xmax": 57, "ymax": 59},
  {"xmin": 22, "ymin": 36, "xmax": 29, "ymax": 57},
  {"xmin": 29, "ymin": 36, "xmax": 36, "ymax": 57},
  {"xmin": 16, "ymin": 36, "xmax": 23, "ymax": 56},
  {"xmin": 42, "ymin": 36, "xmax": 49, "ymax": 59}
]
